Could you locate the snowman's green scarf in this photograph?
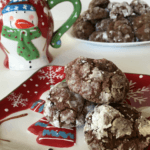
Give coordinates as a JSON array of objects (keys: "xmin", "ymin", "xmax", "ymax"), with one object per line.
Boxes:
[{"xmin": 2, "ymin": 26, "xmax": 42, "ymax": 61}]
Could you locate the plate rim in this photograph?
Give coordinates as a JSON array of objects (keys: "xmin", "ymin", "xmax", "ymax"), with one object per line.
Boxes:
[{"xmin": 67, "ymin": 28, "xmax": 150, "ymax": 47}]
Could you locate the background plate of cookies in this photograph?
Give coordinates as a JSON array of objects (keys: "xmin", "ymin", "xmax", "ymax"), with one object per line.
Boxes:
[
  {"xmin": 68, "ymin": 28, "xmax": 150, "ymax": 47},
  {"xmin": 68, "ymin": 0, "xmax": 150, "ymax": 47}
]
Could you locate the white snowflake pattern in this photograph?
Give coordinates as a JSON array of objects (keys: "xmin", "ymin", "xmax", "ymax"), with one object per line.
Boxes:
[
  {"xmin": 23, "ymin": 5, "xmax": 27, "ymax": 10},
  {"xmin": 6, "ymin": 6, "xmax": 10, "ymax": 11},
  {"xmin": 7, "ymin": 92, "xmax": 28, "ymax": 107},
  {"xmin": 127, "ymin": 80, "xmax": 150, "ymax": 104},
  {"xmin": 34, "ymin": 0, "xmax": 39, "ymax": 4},
  {"xmin": 38, "ymin": 66, "xmax": 64, "ymax": 84},
  {"xmin": 14, "ymin": 6, "xmax": 19, "ymax": 10},
  {"xmin": 55, "ymin": 66, "xmax": 63, "ymax": 72},
  {"xmin": 30, "ymin": 6, "xmax": 34, "ymax": 10}
]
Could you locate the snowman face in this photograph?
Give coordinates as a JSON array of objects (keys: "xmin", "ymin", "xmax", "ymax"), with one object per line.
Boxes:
[{"xmin": 3, "ymin": 10, "xmax": 38, "ymax": 29}]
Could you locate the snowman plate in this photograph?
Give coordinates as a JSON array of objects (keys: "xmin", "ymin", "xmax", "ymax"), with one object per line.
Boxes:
[
  {"xmin": 0, "ymin": 66, "xmax": 150, "ymax": 150},
  {"xmin": 67, "ymin": 28, "xmax": 150, "ymax": 47}
]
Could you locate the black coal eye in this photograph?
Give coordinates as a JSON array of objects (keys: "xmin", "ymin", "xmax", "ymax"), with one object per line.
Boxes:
[
  {"xmin": 24, "ymin": 11, "xmax": 26, "ymax": 13},
  {"xmin": 16, "ymin": 11, "xmax": 17, "ymax": 13}
]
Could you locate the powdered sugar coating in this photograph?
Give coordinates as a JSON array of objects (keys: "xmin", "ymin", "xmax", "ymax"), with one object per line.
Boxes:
[
  {"xmin": 136, "ymin": 116, "xmax": 150, "ymax": 136},
  {"xmin": 89, "ymin": 31, "xmax": 109, "ymax": 42},
  {"xmin": 107, "ymin": 18, "xmax": 135, "ymax": 42},
  {"xmin": 107, "ymin": 2, "xmax": 119, "ymax": 10},
  {"xmin": 109, "ymin": 2, "xmax": 133, "ymax": 19},
  {"xmin": 89, "ymin": 0, "xmax": 110, "ymax": 10},
  {"xmin": 72, "ymin": 15, "xmax": 95, "ymax": 40},
  {"xmin": 84, "ymin": 104, "xmax": 150, "ymax": 150},
  {"xmin": 85, "ymin": 105, "xmax": 122, "ymax": 140},
  {"xmin": 130, "ymin": 0, "xmax": 150, "ymax": 15},
  {"xmin": 133, "ymin": 13, "xmax": 150, "ymax": 41},
  {"xmin": 82, "ymin": 7, "xmax": 109, "ymax": 21},
  {"xmin": 65, "ymin": 57, "xmax": 129, "ymax": 104},
  {"xmin": 96, "ymin": 18, "xmax": 112, "ymax": 31},
  {"xmin": 44, "ymin": 82, "xmax": 93, "ymax": 128}
]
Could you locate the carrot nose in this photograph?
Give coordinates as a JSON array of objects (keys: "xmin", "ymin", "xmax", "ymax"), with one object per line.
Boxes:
[{"xmin": 15, "ymin": 19, "xmax": 34, "ymax": 29}]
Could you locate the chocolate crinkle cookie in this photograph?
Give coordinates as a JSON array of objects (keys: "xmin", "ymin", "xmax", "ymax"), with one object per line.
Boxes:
[
  {"xmin": 84, "ymin": 103, "xmax": 150, "ymax": 150},
  {"xmin": 96, "ymin": 18, "xmax": 112, "ymax": 31},
  {"xmin": 65, "ymin": 57, "xmax": 129, "ymax": 104},
  {"xmin": 88, "ymin": 0, "xmax": 110, "ymax": 10},
  {"xmin": 89, "ymin": 31, "xmax": 109, "ymax": 42},
  {"xmin": 107, "ymin": 18, "xmax": 135, "ymax": 42},
  {"xmin": 90, "ymin": 19, "xmax": 103, "ymax": 25},
  {"xmin": 44, "ymin": 82, "xmax": 94, "ymax": 128},
  {"xmin": 127, "ymin": 14, "xmax": 139, "ymax": 25},
  {"xmin": 90, "ymin": 18, "xmax": 112, "ymax": 41},
  {"xmin": 72, "ymin": 15, "xmax": 95, "ymax": 40},
  {"xmin": 107, "ymin": 2, "xmax": 119, "ymax": 11},
  {"xmin": 130, "ymin": 0, "xmax": 150, "ymax": 15},
  {"xmin": 133, "ymin": 12, "xmax": 150, "ymax": 41},
  {"xmin": 109, "ymin": 2, "xmax": 133, "ymax": 19},
  {"xmin": 82, "ymin": 7, "xmax": 109, "ymax": 21}
]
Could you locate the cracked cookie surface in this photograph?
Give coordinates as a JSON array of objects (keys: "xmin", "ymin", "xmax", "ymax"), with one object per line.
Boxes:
[
  {"xmin": 109, "ymin": 2, "xmax": 133, "ymax": 19},
  {"xmin": 107, "ymin": 18, "xmax": 135, "ymax": 42},
  {"xmin": 132, "ymin": 12, "xmax": 150, "ymax": 41},
  {"xmin": 89, "ymin": 31, "xmax": 109, "ymax": 42},
  {"xmin": 130, "ymin": 0, "xmax": 150, "ymax": 15},
  {"xmin": 72, "ymin": 15, "xmax": 95, "ymax": 40},
  {"xmin": 96, "ymin": 18, "xmax": 112, "ymax": 32},
  {"xmin": 84, "ymin": 104, "xmax": 150, "ymax": 150},
  {"xmin": 88, "ymin": 0, "xmax": 110, "ymax": 10},
  {"xmin": 64, "ymin": 57, "xmax": 129, "ymax": 104},
  {"xmin": 82, "ymin": 7, "xmax": 109, "ymax": 21},
  {"xmin": 44, "ymin": 82, "xmax": 94, "ymax": 128}
]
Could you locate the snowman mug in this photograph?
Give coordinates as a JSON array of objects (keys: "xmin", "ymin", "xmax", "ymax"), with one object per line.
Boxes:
[{"xmin": 0, "ymin": 0, "xmax": 81, "ymax": 70}]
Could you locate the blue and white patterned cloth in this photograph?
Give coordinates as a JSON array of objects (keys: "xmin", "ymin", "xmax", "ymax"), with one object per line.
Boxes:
[{"xmin": 2, "ymin": 0, "xmax": 36, "ymax": 14}]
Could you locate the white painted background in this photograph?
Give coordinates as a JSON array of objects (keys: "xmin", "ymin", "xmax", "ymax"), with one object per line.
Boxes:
[{"xmin": 51, "ymin": 0, "xmax": 150, "ymax": 21}]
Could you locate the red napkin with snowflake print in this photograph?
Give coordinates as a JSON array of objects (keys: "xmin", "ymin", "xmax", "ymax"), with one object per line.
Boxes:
[{"xmin": 0, "ymin": 66, "xmax": 65, "ymax": 120}]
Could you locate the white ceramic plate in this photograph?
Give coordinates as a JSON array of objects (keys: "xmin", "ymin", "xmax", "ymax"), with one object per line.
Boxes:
[{"xmin": 67, "ymin": 28, "xmax": 150, "ymax": 47}]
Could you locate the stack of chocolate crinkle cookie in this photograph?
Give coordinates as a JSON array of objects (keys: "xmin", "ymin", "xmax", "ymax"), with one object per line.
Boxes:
[
  {"xmin": 72, "ymin": 0, "xmax": 150, "ymax": 43},
  {"xmin": 44, "ymin": 57, "xmax": 150, "ymax": 150}
]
